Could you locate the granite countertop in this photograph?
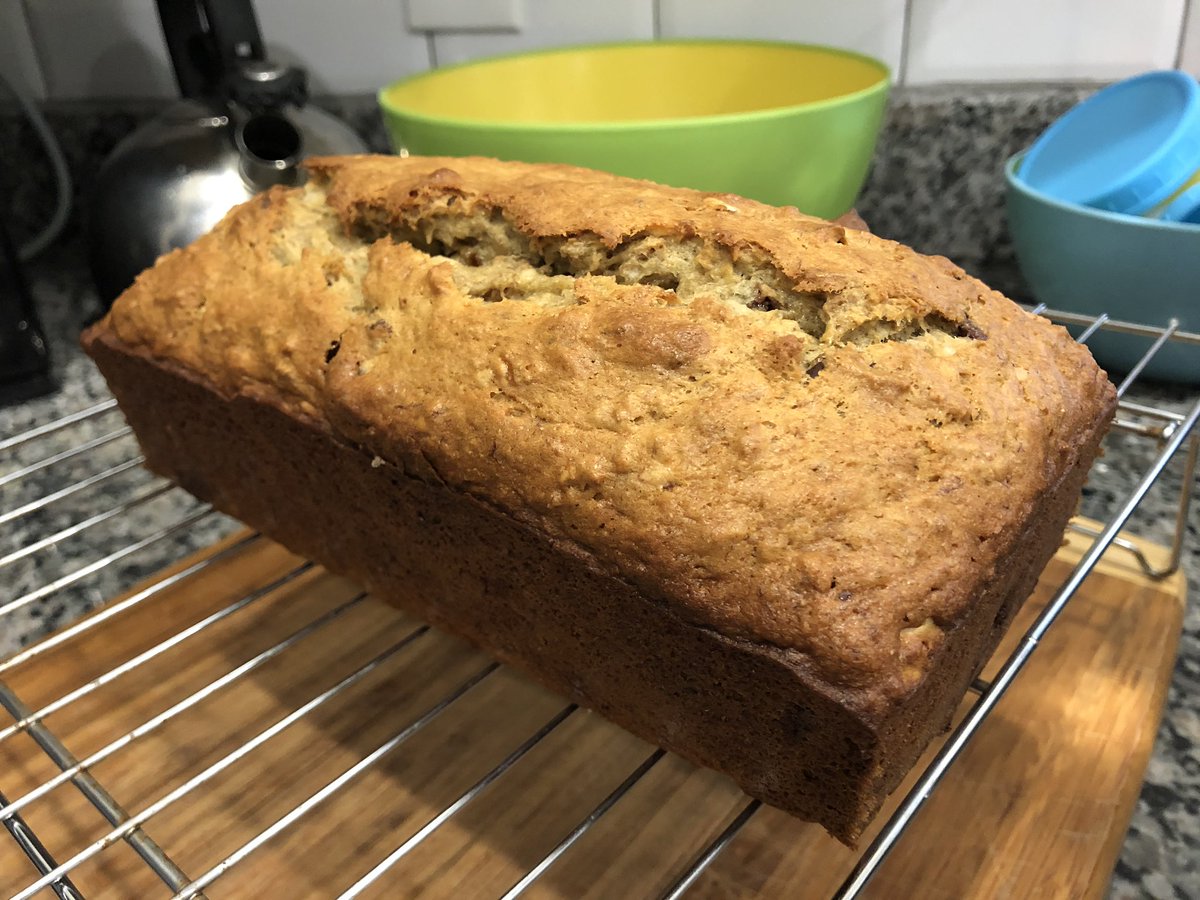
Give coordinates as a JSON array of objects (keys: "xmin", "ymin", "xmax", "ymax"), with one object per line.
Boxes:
[{"xmin": 0, "ymin": 240, "xmax": 1196, "ymax": 898}]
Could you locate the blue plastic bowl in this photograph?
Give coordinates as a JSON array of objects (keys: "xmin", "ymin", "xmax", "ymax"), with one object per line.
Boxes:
[
  {"xmin": 1006, "ymin": 153, "xmax": 1200, "ymax": 383},
  {"xmin": 1017, "ymin": 71, "xmax": 1200, "ymax": 218}
]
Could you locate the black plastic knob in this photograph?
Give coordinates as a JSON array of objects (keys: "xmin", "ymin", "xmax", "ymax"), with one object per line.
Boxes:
[{"xmin": 227, "ymin": 61, "xmax": 308, "ymax": 111}]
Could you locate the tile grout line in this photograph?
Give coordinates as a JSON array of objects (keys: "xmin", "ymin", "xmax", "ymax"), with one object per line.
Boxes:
[
  {"xmin": 898, "ymin": 0, "xmax": 915, "ymax": 87},
  {"xmin": 425, "ymin": 31, "xmax": 438, "ymax": 69},
  {"xmin": 1175, "ymin": 0, "xmax": 1194, "ymax": 69},
  {"xmin": 652, "ymin": 0, "xmax": 662, "ymax": 40}
]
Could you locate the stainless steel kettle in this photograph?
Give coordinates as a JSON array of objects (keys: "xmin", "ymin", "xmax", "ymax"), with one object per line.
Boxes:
[{"xmin": 88, "ymin": 0, "xmax": 368, "ymax": 305}]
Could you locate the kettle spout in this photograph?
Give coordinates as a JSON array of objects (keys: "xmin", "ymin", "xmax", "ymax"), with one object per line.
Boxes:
[{"xmin": 235, "ymin": 112, "xmax": 304, "ymax": 190}]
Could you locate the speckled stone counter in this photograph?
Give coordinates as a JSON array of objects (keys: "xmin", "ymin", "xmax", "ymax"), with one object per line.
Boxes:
[{"xmin": 1, "ymin": 85, "xmax": 1196, "ymax": 898}]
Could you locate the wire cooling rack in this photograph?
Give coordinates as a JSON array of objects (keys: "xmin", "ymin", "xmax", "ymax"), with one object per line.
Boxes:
[{"xmin": 1, "ymin": 304, "xmax": 1197, "ymax": 899}]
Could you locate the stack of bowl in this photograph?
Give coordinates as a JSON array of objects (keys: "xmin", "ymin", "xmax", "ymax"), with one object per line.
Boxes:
[{"xmin": 1006, "ymin": 71, "xmax": 1200, "ymax": 381}]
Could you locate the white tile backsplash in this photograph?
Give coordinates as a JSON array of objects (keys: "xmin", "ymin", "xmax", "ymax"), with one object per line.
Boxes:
[
  {"xmin": 659, "ymin": 0, "xmax": 907, "ymax": 77},
  {"xmin": 408, "ymin": 0, "xmax": 522, "ymax": 32},
  {"xmin": 0, "ymin": 0, "xmax": 46, "ymax": 98},
  {"xmin": 10, "ymin": 0, "xmax": 1199, "ymax": 99},
  {"xmin": 25, "ymin": 0, "xmax": 175, "ymax": 99},
  {"xmin": 257, "ymin": 0, "xmax": 429, "ymax": 94},
  {"xmin": 907, "ymin": 0, "xmax": 1187, "ymax": 84},
  {"xmin": 1181, "ymin": 1, "xmax": 1200, "ymax": 77},
  {"xmin": 430, "ymin": 0, "xmax": 653, "ymax": 68}
]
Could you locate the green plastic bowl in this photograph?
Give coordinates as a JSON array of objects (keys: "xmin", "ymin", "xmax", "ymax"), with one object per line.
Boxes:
[
  {"xmin": 378, "ymin": 40, "xmax": 890, "ymax": 220},
  {"xmin": 1006, "ymin": 153, "xmax": 1200, "ymax": 383}
]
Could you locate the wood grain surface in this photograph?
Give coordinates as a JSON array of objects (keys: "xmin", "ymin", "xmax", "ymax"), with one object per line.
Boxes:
[{"xmin": 0, "ymin": 521, "xmax": 1185, "ymax": 899}]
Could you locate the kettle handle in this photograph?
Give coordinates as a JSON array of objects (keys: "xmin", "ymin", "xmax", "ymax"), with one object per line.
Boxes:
[{"xmin": 156, "ymin": 0, "xmax": 265, "ymax": 100}]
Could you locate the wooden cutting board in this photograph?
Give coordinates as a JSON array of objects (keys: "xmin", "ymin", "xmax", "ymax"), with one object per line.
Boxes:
[{"xmin": 0, "ymin": 521, "xmax": 1185, "ymax": 899}]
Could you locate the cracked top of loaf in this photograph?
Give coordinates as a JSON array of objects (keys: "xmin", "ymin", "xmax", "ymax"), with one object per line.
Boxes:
[{"xmin": 98, "ymin": 154, "xmax": 1116, "ymax": 712}]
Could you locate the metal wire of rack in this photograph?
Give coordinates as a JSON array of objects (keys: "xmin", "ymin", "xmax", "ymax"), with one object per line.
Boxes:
[{"xmin": 0, "ymin": 305, "xmax": 1197, "ymax": 899}]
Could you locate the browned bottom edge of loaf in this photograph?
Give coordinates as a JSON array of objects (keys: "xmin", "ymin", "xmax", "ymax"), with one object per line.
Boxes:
[{"xmin": 83, "ymin": 330, "xmax": 1109, "ymax": 845}]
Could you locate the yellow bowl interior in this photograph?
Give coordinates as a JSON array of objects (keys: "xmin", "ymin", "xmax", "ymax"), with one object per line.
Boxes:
[{"xmin": 381, "ymin": 42, "xmax": 888, "ymax": 125}]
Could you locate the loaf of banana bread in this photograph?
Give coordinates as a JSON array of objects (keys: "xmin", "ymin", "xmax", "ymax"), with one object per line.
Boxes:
[{"xmin": 83, "ymin": 155, "xmax": 1116, "ymax": 843}]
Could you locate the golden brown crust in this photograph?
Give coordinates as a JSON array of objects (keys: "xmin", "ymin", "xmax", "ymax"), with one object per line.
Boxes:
[
  {"xmin": 82, "ymin": 323, "xmax": 1110, "ymax": 843},
  {"xmin": 93, "ymin": 154, "xmax": 1116, "ymax": 714}
]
